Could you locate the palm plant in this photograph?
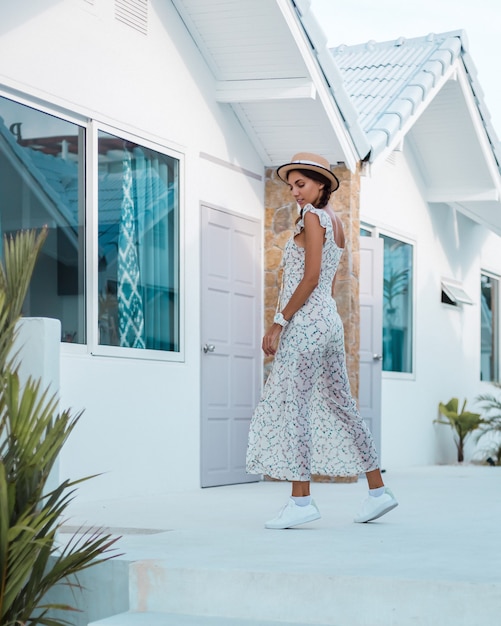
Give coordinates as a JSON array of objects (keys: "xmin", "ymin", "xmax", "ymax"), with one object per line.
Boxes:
[
  {"xmin": 475, "ymin": 383, "xmax": 501, "ymax": 465},
  {"xmin": 0, "ymin": 228, "xmax": 120, "ymax": 626},
  {"xmin": 435, "ymin": 397, "xmax": 485, "ymax": 463},
  {"xmin": 383, "ymin": 267, "xmax": 409, "ymax": 312}
]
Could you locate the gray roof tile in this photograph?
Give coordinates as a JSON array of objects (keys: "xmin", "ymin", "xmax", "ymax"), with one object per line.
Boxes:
[{"xmin": 331, "ymin": 32, "xmax": 468, "ymax": 158}]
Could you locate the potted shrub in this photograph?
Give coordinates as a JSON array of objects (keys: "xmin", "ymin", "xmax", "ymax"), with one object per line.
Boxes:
[
  {"xmin": 475, "ymin": 383, "xmax": 501, "ymax": 465},
  {"xmin": 435, "ymin": 397, "xmax": 485, "ymax": 463},
  {"xmin": 0, "ymin": 228, "xmax": 120, "ymax": 626}
]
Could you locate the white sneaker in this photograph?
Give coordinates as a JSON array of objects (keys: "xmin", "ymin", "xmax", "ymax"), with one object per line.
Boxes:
[
  {"xmin": 354, "ymin": 488, "xmax": 398, "ymax": 523},
  {"xmin": 265, "ymin": 498, "xmax": 321, "ymax": 529}
]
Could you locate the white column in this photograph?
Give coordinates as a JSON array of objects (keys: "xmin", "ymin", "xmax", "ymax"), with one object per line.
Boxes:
[{"xmin": 12, "ymin": 317, "xmax": 62, "ymax": 492}]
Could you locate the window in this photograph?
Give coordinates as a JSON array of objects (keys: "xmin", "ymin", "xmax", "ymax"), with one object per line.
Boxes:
[
  {"xmin": 0, "ymin": 96, "xmax": 85, "ymax": 343},
  {"xmin": 481, "ymin": 273, "xmax": 499, "ymax": 381},
  {"xmin": 97, "ymin": 131, "xmax": 180, "ymax": 352},
  {"xmin": 0, "ymin": 94, "xmax": 181, "ymax": 355},
  {"xmin": 380, "ymin": 234, "xmax": 413, "ymax": 373},
  {"xmin": 359, "ymin": 227, "xmax": 414, "ymax": 374}
]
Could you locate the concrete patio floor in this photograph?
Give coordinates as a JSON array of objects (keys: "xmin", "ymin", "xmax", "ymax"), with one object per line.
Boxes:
[{"xmin": 63, "ymin": 464, "xmax": 501, "ymax": 626}]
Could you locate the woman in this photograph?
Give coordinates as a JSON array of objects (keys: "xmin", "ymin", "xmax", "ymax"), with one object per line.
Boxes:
[{"xmin": 246, "ymin": 153, "xmax": 398, "ymax": 529}]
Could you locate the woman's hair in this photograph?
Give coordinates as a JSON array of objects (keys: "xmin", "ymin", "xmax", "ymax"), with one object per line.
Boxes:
[{"xmin": 291, "ymin": 168, "xmax": 333, "ymax": 225}]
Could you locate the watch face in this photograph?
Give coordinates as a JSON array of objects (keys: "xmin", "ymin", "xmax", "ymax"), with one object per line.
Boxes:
[{"xmin": 274, "ymin": 313, "xmax": 287, "ymax": 326}]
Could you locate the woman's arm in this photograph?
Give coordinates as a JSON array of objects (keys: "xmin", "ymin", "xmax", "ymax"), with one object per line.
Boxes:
[{"xmin": 262, "ymin": 211, "xmax": 324, "ymax": 356}]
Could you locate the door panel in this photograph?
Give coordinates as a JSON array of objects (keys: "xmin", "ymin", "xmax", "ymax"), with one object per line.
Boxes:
[
  {"xmin": 359, "ymin": 236, "xmax": 384, "ymax": 463},
  {"xmin": 201, "ymin": 205, "xmax": 261, "ymax": 487}
]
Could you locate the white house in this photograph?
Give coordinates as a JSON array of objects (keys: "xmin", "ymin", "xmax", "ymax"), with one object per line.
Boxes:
[
  {"xmin": 1, "ymin": 0, "xmax": 500, "ymax": 503},
  {"xmin": 328, "ymin": 28, "xmax": 501, "ymax": 467}
]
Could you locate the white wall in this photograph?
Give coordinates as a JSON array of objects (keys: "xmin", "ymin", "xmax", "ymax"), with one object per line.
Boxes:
[
  {"xmin": 360, "ymin": 151, "xmax": 501, "ymax": 469},
  {"xmin": 0, "ymin": 0, "xmax": 264, "ymax": 500}
]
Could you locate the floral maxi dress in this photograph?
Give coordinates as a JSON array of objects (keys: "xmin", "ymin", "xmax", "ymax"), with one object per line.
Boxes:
[{"xmin": 246, "ymin": 205, "xmax": 379, "ymax": 481}]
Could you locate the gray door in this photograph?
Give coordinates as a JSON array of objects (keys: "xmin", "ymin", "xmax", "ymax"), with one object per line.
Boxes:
[
  {"xmin": 200, "ymin": 205, "xmax": 261, "ymax": 487},
  {"xmin": 359, "ymin": 236, "xmax": 384, "ymax": 463}
]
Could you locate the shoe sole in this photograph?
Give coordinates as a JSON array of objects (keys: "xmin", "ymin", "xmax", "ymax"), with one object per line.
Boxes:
[
  {"xmin": 355, "ymin": 501, "xmax": 398, "ymax": 524},
  {"xmin": 265, "ymin": 511, "xmax": 321, "ymax": 530}
]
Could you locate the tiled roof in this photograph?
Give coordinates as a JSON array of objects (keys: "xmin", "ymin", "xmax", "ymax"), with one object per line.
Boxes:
[{"xmin": 330, "ymin": 30, "xmax": 501, "ymax": 166}]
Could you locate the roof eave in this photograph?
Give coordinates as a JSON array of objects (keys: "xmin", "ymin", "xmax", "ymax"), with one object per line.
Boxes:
[
  {"xmin": 455, "ymin": 60, "xmax": 501, "ymax": 185},
  {"xmin": 288, "ymin": 0, "xmax": 371, "ymax": 166},
  {"xmin": 422, "ymin": 63, "xmax": 501, "ymax": 232},
  {"xmin": 171, "ymin": 0, "xmax": 362, "ymax": 171}
]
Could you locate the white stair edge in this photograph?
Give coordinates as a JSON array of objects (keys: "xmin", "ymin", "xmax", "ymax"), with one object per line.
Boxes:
[
  {"xmin": 89, "ymin": 611, "xmax": 327, "ymax": 626},
  {"xmin": 127, "ymin": 563, "xmax": 501, "ymax": 625}
]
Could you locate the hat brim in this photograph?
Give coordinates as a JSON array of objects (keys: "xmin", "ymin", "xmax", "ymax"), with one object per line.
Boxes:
[{"xmin": 276, "ymin": 162, "xmax": 339, "ymax": 192}]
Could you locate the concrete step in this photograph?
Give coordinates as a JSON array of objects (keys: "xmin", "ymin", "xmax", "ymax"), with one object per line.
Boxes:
[
  {"xmin": 90, "ymin": 611, "xmax": 327, "ymax": 626},
  {"xmin": 63, "ymin": 467, "xmax": 501, "ymax": 626},
  {"xmin": 54, "ymin": 550, "xmax": 501, "ymax": 626},
  {"xmin": 124, "ymin": 561, "xmax": 501, "ymax": 626}
]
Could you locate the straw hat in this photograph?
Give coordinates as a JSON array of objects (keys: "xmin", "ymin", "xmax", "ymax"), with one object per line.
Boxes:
[{"xmin": 276, "ymin": 152, "xmax": 339, "ymax": 192}]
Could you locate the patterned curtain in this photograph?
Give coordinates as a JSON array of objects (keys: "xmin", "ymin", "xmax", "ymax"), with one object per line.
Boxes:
[
  {"xmin": 117, "ymin": 149, "xmax": 145, "ymax": 348},
  {"xmin": 134, "ymin": 148, "xmax": 172, "ymax": 350}
]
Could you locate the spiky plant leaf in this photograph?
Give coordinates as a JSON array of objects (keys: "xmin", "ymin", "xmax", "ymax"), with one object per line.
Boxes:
[
  {"xmin": 0, "ymin": 228, "xmax": 48, "ymax": 372},
  {"xmin": 0, "ymin": 372, "xmax": 79, "ymax": 515},
  {"xmin": 475, "ymin": 388, "xmax": 501, "ymax": 463},
  {"xmin": 0, "ymin": 227, "xmax": 121, "ymax": 626},
  {"xmin": 0, "ymin": 372, "xmax": 121, "ymax": 625},
  {"xmin": 0, "ymin": 462, "xmax": 10, "ymax": 598},
  {"xmin": 475, "ymin": 392, "xmax": 501, "ymax": 418},
  {"xmin": 0, "ymin": 227, "xmax": 48, "ymax": 325}
]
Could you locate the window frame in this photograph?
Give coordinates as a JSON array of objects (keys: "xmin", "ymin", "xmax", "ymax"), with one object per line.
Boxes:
[
  {"xmin": 360, "ymin": 223, "xmax": 416, "ymax": 380},
  {"xmin": 88, "ymin": 121, "xmax": 185, "ymax": 362},
  {"xmin": 480, "ymin": 270, "xmax": 500, "ymax": 383},
  {"xmin": 0, "ymin": 89, "xmax": 88, "ymax": 351},
  {"xmin": 0, "ymin": 88, "xmax": 185, "ymax": 362}
]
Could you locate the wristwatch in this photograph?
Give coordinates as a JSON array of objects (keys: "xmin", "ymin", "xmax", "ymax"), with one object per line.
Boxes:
[{"xmin": 273, "ymin": 312, "xmax": 289, "ymax": 327}]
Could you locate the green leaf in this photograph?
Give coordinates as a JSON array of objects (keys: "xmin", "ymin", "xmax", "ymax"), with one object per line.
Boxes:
[
  {"xmin": 0, "ymin": 227, "xmax": 121, "ymax": 626},
  {"xmin": 436, "ymin": 398, "xmax": 484, "ymax": 462}
]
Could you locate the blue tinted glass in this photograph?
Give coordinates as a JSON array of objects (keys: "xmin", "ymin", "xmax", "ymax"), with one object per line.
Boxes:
[
  {"xmin": 481, "ymin": 274, "xmax": 498, "ymax": 381},
  {"xmin": 0, "ymin": 96, "xmax": 85, "ymax": 343},
  {"xmin": 381, "ymin": 234, "xmax": 413, "ymax": 373},
  {"xmin": 97, "ymin": 131, "xmax": 180, "ymax": 352}
]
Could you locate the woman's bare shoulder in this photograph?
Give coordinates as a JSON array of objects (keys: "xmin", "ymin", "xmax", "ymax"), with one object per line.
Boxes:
[{"xmin": 325, "ymin": 207, "xmax": 345, "ymax": 248}]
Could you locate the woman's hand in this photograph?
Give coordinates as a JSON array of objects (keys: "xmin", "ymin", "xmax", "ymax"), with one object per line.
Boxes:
[{"xmin": 262, "ymin": 323, "xmax": 283, "ymax": 356}]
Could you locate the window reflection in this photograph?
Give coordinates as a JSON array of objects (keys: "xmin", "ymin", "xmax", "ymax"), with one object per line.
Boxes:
[
  {"xmin": 380, "ymin": 234, "xmax": 413, "ymax": 373},
  {"xmin": 97, "ymin": 131, "xmax": 180, "ymax": 352},
  {"xmin": 481, "ymin": 273, "xmax": 499, "ymax": 381},
  {"xmin": 0, "ymin": 96, "xmax": 85, "ymax": 343}
]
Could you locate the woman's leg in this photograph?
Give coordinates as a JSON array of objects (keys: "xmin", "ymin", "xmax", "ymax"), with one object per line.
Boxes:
[
  {"xmin": 291, "ymin": 480, "xmax": 311, "ymax": 497},
  {"xmin": 365, "ymin": 468, "xmax": 384, "ymax": 490}
]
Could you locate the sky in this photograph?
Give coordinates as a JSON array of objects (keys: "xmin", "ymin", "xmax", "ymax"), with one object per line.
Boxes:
[{"xmin": 309, "ymin": 0, "xmax": 501, "ymax": 136}]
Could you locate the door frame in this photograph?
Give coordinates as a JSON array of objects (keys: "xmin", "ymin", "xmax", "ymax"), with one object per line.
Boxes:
[
  {"xmin": 200, "ymin": 203, "xmax": 262, "ymax": 487},
  {"xmin": 359, "ymin": 235, "xmax": 384, "ymax": 463}
]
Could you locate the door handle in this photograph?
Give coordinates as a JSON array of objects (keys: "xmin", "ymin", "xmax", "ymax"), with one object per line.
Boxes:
[
  {"xmin": 373, "ymin": 353, "xmax": 383, "ymax": 361},
  {"xmin": 203, "ymin": 344, "xmax": 216, "ymax": 353}
]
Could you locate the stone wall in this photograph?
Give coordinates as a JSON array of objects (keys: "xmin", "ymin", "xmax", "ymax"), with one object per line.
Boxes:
[{"xmin": 263, "ymin": 163, "xmax": 361, "ymax": 398}]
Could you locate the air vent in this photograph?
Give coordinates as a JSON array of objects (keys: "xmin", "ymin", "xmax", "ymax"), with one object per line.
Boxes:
[
  {"xmin": 115, "ymin": 0, "xmax": 148, "ymax": 35},
  {"xmin": 441, "ymin": 279, "xmax": 473, "ymax": 306}
]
